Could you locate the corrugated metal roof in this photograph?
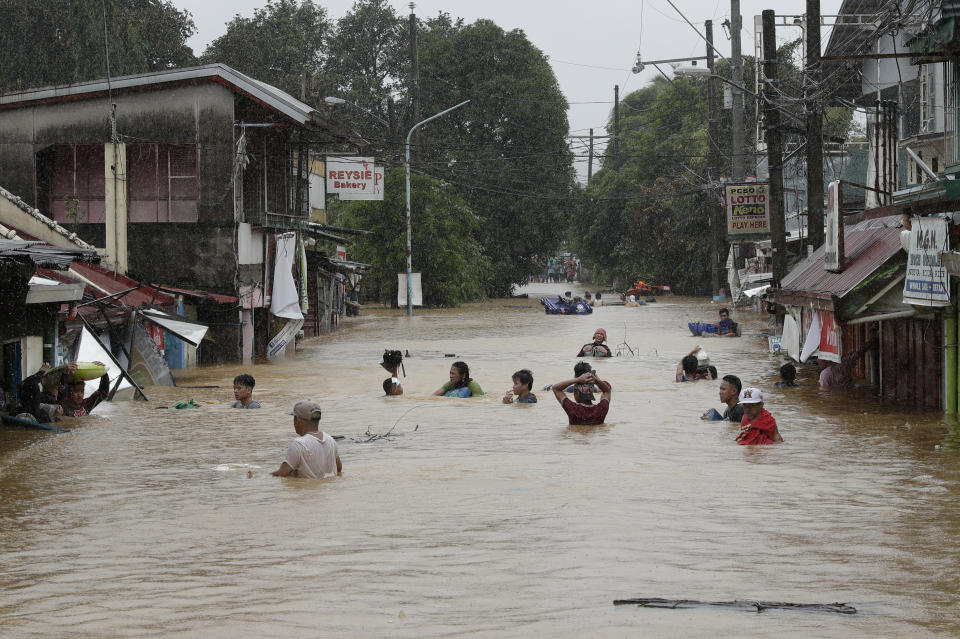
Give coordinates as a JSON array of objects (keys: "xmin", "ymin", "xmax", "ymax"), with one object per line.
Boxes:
[
  {"xmin": 778, "ymin": 215, "xmax": 904, "ymax": 299},
  {"xmin": 0, "ymin": 64, "xmax": 352, "ymax": 137},
  {"xmin": 151, "ymin": 284, "xmax": 237, "ymax": 305},
  {"xmin": 69, "ymin": 262, "xmax": 176, "ymax": 307},
  {"xmin": 0, "ymin": 239, "xmax": 99, "ymax": 269}
]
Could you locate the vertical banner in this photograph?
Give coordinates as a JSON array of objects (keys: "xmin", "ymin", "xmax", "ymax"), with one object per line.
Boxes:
[
  {"xmin": 336, "ymin": 245, "xmax": 347, "ymax": 260},
  {"xmin": 817, "ymin": 310, "xmax": 841, "ymax": 363},
  {"xmin": 725, "ymin": 182, "xmax": 770, "ymax": 239},
  {"xmin": 903, "ymin": 217, "xmax": 950, "ymax": 306},
  {"xmin": 824, "ymin": 180, "xmax": 843, "ymax": 271}
]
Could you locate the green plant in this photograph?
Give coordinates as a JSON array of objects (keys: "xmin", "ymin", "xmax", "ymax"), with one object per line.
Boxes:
[{"xmin": 62, "ymin": 195, "xmax": 83, "ymax": 231}]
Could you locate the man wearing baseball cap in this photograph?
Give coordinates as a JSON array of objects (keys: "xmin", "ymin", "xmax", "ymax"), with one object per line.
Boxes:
[
  {"xmin": 271, "ymin": 401, "xmax": 342, "ymax": 478},
  {"xmin": 735, "ymin": 387, "xmax": 783, "ymax": 445}
]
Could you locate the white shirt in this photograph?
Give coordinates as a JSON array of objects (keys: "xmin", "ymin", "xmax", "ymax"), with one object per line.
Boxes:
[{"xmin": 283, "ymin": 431, "xmax": 338, "ymax": 478}]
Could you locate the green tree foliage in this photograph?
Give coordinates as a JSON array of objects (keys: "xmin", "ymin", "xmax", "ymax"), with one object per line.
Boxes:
[
  {"xmin": 324, "ymin": 0, "xmax": 406, "ymax": 136},
  {"xmin": 0, "ymin": 0, "xmax": 196, "ymax": 92},
  {"xmin": 201, "ymin": 0, "xmax": 329, "ymax": 102},
  {"xmin": 338, "ymin": 168, "xmax": 489, "ymax": 307},
  {"xmin": 412, "ymin": 16, "xmax": 576, "ymax": 296},
  {"xmin": 578, "ymin": 43, "xmax": 856, "ymax": 294}
]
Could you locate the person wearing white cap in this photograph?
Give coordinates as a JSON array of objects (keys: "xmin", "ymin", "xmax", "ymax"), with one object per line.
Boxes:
[
  {"xmin": 271, "ymin": 401, "xmax": 342, "ymax": 478},
  {"xmin": 735, "ymin": 388, "xmax": 783, "ymax": 445}
]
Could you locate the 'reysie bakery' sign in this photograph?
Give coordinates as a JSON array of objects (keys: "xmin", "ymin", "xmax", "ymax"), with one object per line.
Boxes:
[
  {"xmin": 326, "ymin": 156, "xmax": 384, "ymax": 200},
  {"xmin": 725, "ymin": 182, "xmax": 770, "ymax": 239}
]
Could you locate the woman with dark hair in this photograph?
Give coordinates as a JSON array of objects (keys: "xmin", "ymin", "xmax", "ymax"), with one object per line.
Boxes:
[{"xmin": 434, "ymin": 361, "xmax": 484, "ymax": 397}]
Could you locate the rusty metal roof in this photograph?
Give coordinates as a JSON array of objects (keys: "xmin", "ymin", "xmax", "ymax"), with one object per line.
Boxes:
[{"xmin": 779, "ymin": 215, "xmax": 904, "ymax": 299}]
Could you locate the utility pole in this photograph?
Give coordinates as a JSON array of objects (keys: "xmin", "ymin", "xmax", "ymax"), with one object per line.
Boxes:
[
  {"xmin": 707, "ymin": 20, "xmax": 722, "ymax": 298},
  {"xmin": 409, "ymin": 4, "xmax": 420, "ymax": 159},
  {"xmin": 613, "ymin": 85, "xmax": 620, "ymax": 163},
  {"xmin": 730, "ymin": 0, "xmax": 745, "ymax": 181},
  {"xmin": 805, "ymin": 0, "xmax": 824, "ymax": 250},
  {"xmin": 762, "ymin": 10, "xmax": 787, "ymax": 283},
  {"xmin": 588, "ymin": 128, "xmax": 594, "ymax": 183}
]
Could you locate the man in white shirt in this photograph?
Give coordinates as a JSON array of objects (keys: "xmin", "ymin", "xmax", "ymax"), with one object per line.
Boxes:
[{"xmin": 271, "ymin": 401, "xmax": 342, "ymax": 478}]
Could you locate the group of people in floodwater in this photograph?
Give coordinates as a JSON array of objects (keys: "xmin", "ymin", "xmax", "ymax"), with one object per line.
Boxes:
[{"xmin": 10, "ymin": 301, "xmax": 874, "ymax": 479}]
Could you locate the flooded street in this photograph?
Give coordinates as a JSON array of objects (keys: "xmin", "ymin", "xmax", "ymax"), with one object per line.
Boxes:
[{"xmin": 2, "ymin": 282, "xmax": 960, "ymax": 637}]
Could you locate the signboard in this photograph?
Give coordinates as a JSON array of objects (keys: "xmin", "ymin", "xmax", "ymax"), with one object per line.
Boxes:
[
  {"xmin": 326, "ymin": 156, "xmax": 384, "ymax": 200},
  {"xmin": 397, "ymin": 273, "xmax": 423, "ymax": 307},
  {"xmin": 824, "ymin": 180, "xmax": 844, "ymax": 271},
  {"xmin": 817, "ymin": 310, "xmax": 841, "ymax": 363},
  {"xmin": 768, "ymin": 336, "xmax": 782, "ymax": 353},
  {"xmin": 903, "ymin": 217, "xmax": 951, "ymax": 306},
  {"xmin": 267, "ymin": 318, "xmax": 304, "ymax": 360},
  {"xmin": 725, "ymin": 182, "xmax": 770, "ymax": 239},
  {"xmin": 336, "ymin": 245, "xmax": 347, "ymax": 261}
]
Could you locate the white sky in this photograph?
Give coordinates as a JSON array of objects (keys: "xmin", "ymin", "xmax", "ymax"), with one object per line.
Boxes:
[{"xmin": 177, "ymin": 0, "xmax": 846, "ymax": 180}]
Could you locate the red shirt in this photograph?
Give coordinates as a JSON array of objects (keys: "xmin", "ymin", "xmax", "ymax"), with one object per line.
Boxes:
[
  {"xmin": 736, "ymin": 408, "xmax": 777, "ymax": 445},
  {"xmin": 561, "ymin": 397, "xmax": 609, "ymax": 426}
]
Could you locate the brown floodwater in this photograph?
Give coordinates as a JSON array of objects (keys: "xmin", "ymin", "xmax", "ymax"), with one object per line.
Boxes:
[{"xmin": 2, "ymin": 282, "xmax": 959, "ymax": 637}]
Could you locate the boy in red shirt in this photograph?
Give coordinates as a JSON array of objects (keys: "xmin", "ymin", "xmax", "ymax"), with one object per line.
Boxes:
[{"xmin": 735, "ymin": 387, "xmax": 783, "ymax": 445}]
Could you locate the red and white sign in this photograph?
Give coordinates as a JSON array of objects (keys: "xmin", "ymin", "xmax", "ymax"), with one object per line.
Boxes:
[
  {"xmin": 818, "ymin": 310, "xmax": 841, "ymax": 363},
  {"xmin": 336, "ymin": 245, "xmax": 347, "ymax": 261},
  {"xmin": 725, "ymin": 182, "xmax": 770, "ymax": 238},
  {"xmin": 326, "ymin": 156, "xmax": 384, "ymax": 200}
]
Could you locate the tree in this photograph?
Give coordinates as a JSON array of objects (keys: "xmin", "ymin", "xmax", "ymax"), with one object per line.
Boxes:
[
  {"xmin": 0, "ymin": 0, "xmax": 196, "ymax": 92},
  {"xmin": 337, "ymin": 168, "xmax": 489, "ymax": 308},
  {"xmin": 201, "ymin": 0, "xmax": 329, "ymax": 102},
  {"xmin": 324, "ymin": 0, "xmax": 406, "ymax": 138},
  {"xmin": 413, "ymin": 17, "xmax": 576, "ymax": 296}
]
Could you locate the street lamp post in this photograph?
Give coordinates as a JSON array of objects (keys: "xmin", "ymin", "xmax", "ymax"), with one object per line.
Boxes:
[
  {"xmin": 323, "ymin": 96, "xmax": 390, "ymax": 127},
  {"xmin": 404, "ymin": 100, "xmax": 470, "ymax": 316}
]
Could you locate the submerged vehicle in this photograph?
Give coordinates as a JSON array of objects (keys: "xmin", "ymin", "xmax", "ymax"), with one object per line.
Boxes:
[{"xmin": 540, "ymin": 297, "xmax": 593, "ymax": 315}]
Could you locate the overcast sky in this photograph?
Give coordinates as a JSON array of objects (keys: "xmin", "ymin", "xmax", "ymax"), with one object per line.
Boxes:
[{"xmin": 177, "ymin": 0, "xmax": 845, "ymax": 180}]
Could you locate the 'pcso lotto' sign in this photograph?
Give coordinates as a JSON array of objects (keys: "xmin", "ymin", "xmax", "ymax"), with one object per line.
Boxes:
[
  {"xmin": 725, "ymin": 183, "xmax": 770, "ymax": 239},
  {"xmin": 326, "ymin": 156, "xmax": 384, "ymax": 200}
]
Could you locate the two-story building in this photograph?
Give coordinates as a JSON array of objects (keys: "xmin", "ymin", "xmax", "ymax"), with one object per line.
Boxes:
[{"xmin": 0, "ymin": 63, "xmax": 362, "ymax": 365}]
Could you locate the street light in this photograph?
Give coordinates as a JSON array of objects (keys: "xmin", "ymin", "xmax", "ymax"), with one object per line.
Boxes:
[
  {"xmin": 404, "ymin": 99, "xmax": 470, "ymax": 317},
  {"xmin": 324, "ymin": 96, "xmax": 389, "ymax": 127}
]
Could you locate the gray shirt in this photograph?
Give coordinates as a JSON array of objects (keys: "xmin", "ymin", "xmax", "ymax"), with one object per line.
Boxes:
[{"xmin": 231, "ymin": 400, "xmax": 261, "ymax": 409}]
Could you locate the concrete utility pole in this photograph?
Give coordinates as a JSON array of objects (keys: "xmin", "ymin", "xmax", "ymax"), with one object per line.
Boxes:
[
  {"xmin": 588, "ymin": 128, "xmax": 594, "ymax": 183},
  {"xmin": 730, "ymin": 0, "xmax": 745, "ymax": 181},
  {"xmin": 762, "ymin": 10, "xmax": 787, "ymax": 283},
  {"xmin": 409, "ymin": 4, "xmax": 420, "ymax": 158},
  {"xmin": 613, "ymin": 85, "xmax": 620, "ymax": 163},
  {"xmin": 805, "ymin": 0, "xmax": 825, "ymax": 250},
  {"xmin": 707, "ymin": 20, "xmax": 722, "ymax": 298}
]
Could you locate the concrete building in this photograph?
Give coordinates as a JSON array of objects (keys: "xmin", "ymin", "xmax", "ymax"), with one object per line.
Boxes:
[{"xmin": 0, "ymin": 64, "xmax": 362, "ymax": 365}]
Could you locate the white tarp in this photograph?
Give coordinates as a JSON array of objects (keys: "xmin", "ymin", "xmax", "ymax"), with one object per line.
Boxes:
[
  {"xmin": 742, "ymin": 284, "xmax": 770, "ymax": 298},
  {"xmin": 139, "ymin": 309, "xmax": 208, "ymax": 347},
  {"xmin": 799, "ymin": 310, "xmax": 822, "ymax": 363},
  {"xmin": 782, "ymin": 313, "xmax": 801, "ymax": 362},
  {"xmin": 76, "ymin": 325, "xmax": 133, "ymax": 396},
  {"xmin": 271, "ymin": 232, "xmax": 303, "ymax": 320},
  {"xmin": 397, "ymin": 273, "xmax": 423, "ymax": 307}
]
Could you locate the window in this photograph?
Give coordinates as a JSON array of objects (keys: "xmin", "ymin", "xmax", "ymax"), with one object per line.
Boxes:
[
  {"xmin": 44, "ymin": 144, "xmax": 106, "ymax": 224},
  {"xmin": 127, "ymin": 143, "xmax": 199, "ymax": 222}
]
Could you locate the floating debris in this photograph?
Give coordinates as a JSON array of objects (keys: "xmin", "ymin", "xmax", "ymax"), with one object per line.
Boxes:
[{"xmin": 613, "ymin": 598, "xmax": 856, "ymax": 615}]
